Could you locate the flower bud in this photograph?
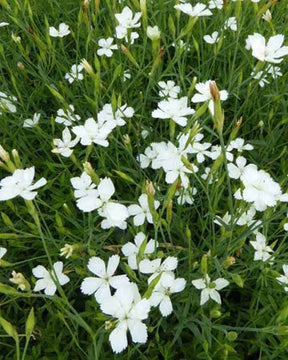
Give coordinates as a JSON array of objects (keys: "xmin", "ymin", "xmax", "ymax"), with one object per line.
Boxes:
[
  {"xmin": 147, "ymin": 26, "xmax": 161, "ymax": 41},
  {"xmin": 17, "ymin": 62, "xmax": 25, "ymax": 71},
  {"xmin": 60, "ymin": 244, "xmax": 74, "ymax": 259},
  {"xmin": 9, "ymin": 271, "xmax": 31, "ymax": 291},
  {"xmin": 83, "ymin": 161, "xmax": 100, "ymax": 185},
  {"xmin": 80, "ymin": 58, "xmax": 94, "ymax": 75},
  {"xmin": 0, "ymin": 145, "xmax": 10, "ymax": 162}
]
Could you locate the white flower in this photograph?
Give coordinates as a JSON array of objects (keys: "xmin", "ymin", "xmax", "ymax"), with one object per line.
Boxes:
[
  {"xmin": 209, "ymin": 144, "xmax": 233, "ymax": 162},
  {"xmin": 122, "ymin": 232, "xmax": 158, "ymax": 270},
  {"xmin": 165, "ymin": 161, "xmax": 193, "ymax": 189},
  {"xmin": 115, "ymin": 6, "xmax": 141, "ymax": 29},
  {"xmin": 23, "ymin": 113, "xmax": 41, "ymax": 128},
  {"xmin": 100, "ymin": 283, "xmax": 150, "ymax": 353},
  {"xmin": 176, "ymin": 187, "xmax": 197, "ymax": 205},
  {"xmin": 227, "ymin": 138, "xmax": 253, "ymax": 152},
  {"xmin": 123, "ymin": 70, "xmax": 131, "ymax": 81},
  {"xmin": 49, "ymin": 23, "xmax": 70, "ymax": 38},
  {"xmin": 251, "ymin": 69, "xmax": 270, "ymax": 87},
  {"xmin": 138, "ymin": 146, "xmax": 158, "ymax": 169},
  {"xmin": 152, "ymin": 97, "xmax": 195, "ymax": 127},
  {"xmin": 97, "ymin": 103, "xmax": 134, "ymax": 127},
  {"xmin": 97, "ymin": 38, "xmax": 118, "ymax": 57},
  {"xmin": 214, "ymin": 212, "xmax": 232, "ymax": 227},
  {"xmin": 224, "ymin": 17, "xmax": 237, "ymax": 31},
  {"xmin": 99, "ymin": 201, "xmax": 129, "ymax": 230},
  {"xmin": 96, "ymin": 178, "xmax": 129, "ymax": 230},
  {"xmin": 267, "ymin": 64, "xmax": 283, "ymax": 79},
  {"xmin": 81, "ymin": 255, "xmax": 129, "ymax": 302},
  {"xmin": 0, "ymin": 22, "xmax": 9, "ymax": 27},
  {"xmin": 52, "ymin": 127, "xmax": 79, "ymax": 157},
  {"xmin": 250, "ymin": 232, "xmax": 273, "ymax": 262},
  {"xmin": 238, "ymin": 165, "xmax": 283, "ymax": 211},
  {"xmin": 236, "ymin": 206, "xmax": 261, "ymax": 231},
  {"xmin": 65, "ymin": 64, "xmax": 84, "ymax": 84},
  {"xmin": 0, "ymin": 91, "xmax": 17, "ymax": 114},
  {"xmin": 115, "ymin": 6, "xmax": 141, "ymax": 43},
  {"xmin": 139, "ymin": 256, "xmax": 178, "ymax": 283},
  {"xmin": 158, "ymin": 80, "xmax": 180, "ymax": 99},
  {"xmin": 32, "ymin": 261, "xmax": 70, "ymax": 296},
  {"xmin": 190, "ymin": 141, "xmax": 212, "ymax": 163},
  {"xmin": 227, "ymin": 156, "xmax": 248, "ymax": 179},
  {"xmin": 149, "ymin": 272, "xmax": 186, "ymax": 316},
  {"xmin": 174, "ymin": 3, "xmax": 212, "ymax": 17},
  {"xmin": 55, "ymin": 105, "xmax": 81, "ymax": 126},
  {"xmin": 204, "ymin": 31, "xmax": 220, "ymax": 44},
  {"xmin": 72, "ymin": 118, "xmax": 114, "ymax": 147},
  {"xmin": 147, "ymin": 25, "xmax": 161, "ymax": 41},
  {"xmin": 276, "ymin": 265, "xmax": 288, "ymax": 291},
  {"xmin": 172, "ymin": 40, "xmax": 190, "ymax": 51},
  {"xmin": 71, "ymin": 172, "xmax": 100, "ymax": 212},
  {"xmin": 191, "ymin": 81, "xmax": 228, "ymax": 115},
  {"xmin": 192, "ymin": 274, "xmax": 229, "ymax": 305},
  {"xmin": 245, "ymin": 33, "xmax": 288, "ymax": 64},
  {"xmin": 0, "ymin": 167, "xmax": 46, "ymax": 201},
  {"xmin": 208, "ymin": 0, "xmax": 223, "ymax": 9},
  {"xmin": 0, "ymin": 247, "xmax": 7, "ymax": 259},
  {"xmin": 128, "ymin": 193, "xmax": 160, "ymax": 226}
]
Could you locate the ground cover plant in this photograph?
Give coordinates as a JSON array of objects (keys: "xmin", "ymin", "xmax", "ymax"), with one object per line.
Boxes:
[{"xmin": 0, "ymin": 0, "xmax": 288, "ymax": 358}]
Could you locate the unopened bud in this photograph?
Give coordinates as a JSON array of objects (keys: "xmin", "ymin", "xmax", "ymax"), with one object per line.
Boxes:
[
  {"xmin": 145, "ymin": 181, "xmax": 155, "ymax": 196},
  {"xmin": 17, "ymin": 62, "xmax": 25, "ymax": 71},
  {"xmin": 147, "ymin": 26, "xmax": 161, "ymax": 41},
  {"xmin": 83, "ymin": 161, "xmax": 100, "ymax": 185},
  {"xmin": 9, "ymin": 271, "xmax": 31, "ymax": 291},
  {"xmin": 60, "ymin": 244, "xmax": 74, "ymax": 259},
  {"xmin": 224, "ymin": 256, "xmax": 236, "ymax": 268},
  {"xmin": 0, "ymin": 145, "xmax": 10, "ymax": 162},
  {"xmin": 210, "ymin": 309, "xmax": 222, "ymax": 318},
  {"xmin": 123, "ymin": 134, "xmax": 131, "ymax": 145},
  {"xmin": 12, "ymin": 149, "xmax": 22, "ymax": 168},
  {"xmin": 105, "ymin": 321, "xmax": 113, "ymax": 330},
  {"xmin": 209, "ymin": 81, "xmax": 220, "ymax": 101},
  {"xmin": 80, "ymin": 58, "xmax": 94, "ymax": 75}
]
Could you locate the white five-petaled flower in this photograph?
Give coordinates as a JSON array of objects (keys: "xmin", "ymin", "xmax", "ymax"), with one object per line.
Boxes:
[
  {"xmin": 139, "ymin": 256, "xmax": 178, "ymax": 283},
  {"xmin": 224, "ymin": 17, "xmax": 237, "ymax": 32},
  {"xmin": 227, "ymin": 138, "xmax": 253, "ymax": 152},
  {"xmin": 158, "ymin": 80, "xmax": 180, "ymax": 99},
  {"xmin": 32, "ymin": 261, "xmax": 70, "ymax": 296},
  {"xmin": 100, "ymin": 283, "xmax": 150, "ymax": 354},
  {"xmin": 149, "ymin": 272, "xmax": 186, "ymax": 316},
  {"xmin": 176, "ymin": 186, "xmax": 197, "ymax": 205},
  {"xmin": 174, "ymin": 3, "xmax": 212, "ymax": 17},
  {"xmin": 49, "ymin": 23, "xmax": 70, "ymax": 38},
  {"xmin": 97, "ymin": 38, "xmax": 118, "ymax": 57},
  {"xmin": 71, "ymin": 172, "xmax": 99, "ymax": 212},
  {"xmin": 235, "ymin": 165, "xmax": 284, "ymax": 212},
  {"xmin": 191, "ymin": 81, "xmax": 228, "ymax": 115},
  {"xmin": 250, "ymin": 232, "xmax": 273, "ymax": 262},
  {"xmin": 65, "ymin": 64, "xmax": 84, "ymax": 84},
  {"xmin": 192, "ymin": 274, "xmax": 229, "ymax": 305},
  {"xmin": 227, "ymin": 156, "xmax": 248, "ymax": 179},
  {"xmin": 128, "ymin": 193, "xmax": 160, "ymax": 226},
  {"xmin": 152, "ymin": 96, "xmax": 195, "ymax": 127},
  {"xmin": 203, "ymin": 31, "xmax": 220, "ymax": 44},
  {"xmin": 0, "ymin": 167, "xmax": 47, "ymax": 201},
  {"xmin": 245, "ymin": 33, "xmax": 288, "ymax": 64},
  {"xmin": 81, "ymin": 255, "xmax": 129, "ymax": 302},
  {"xmin": 97, "ymin": 103, "xmax": 134, "ymax": 127},
  {"xmin": 122, "ymin": 232, "xmax": 158, "ymax": 270},
  {"xmin": 208, "ymin": 0, "xmax": 223, "ymax": 9},
  {"xmin": 55, "ymin": 105, "xmax": 81, "ymax": 126},
  {"xmin": 72, "ymin": 117, "xmax": 114, "ymax": 147},
  {"xmin": 52, "ymin": 127, "xmax": 79, "ymax": 157},
  {"xmin": 23, "ymin": 113, "xmax": 41, "ymax": 128},
  {"xmin": 276, "ymin": 265, "xmax": 288, "ymax": 292},
  {"xmin": 0, "ymin": 91, "xmax": 17, "ymax": 114}
]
